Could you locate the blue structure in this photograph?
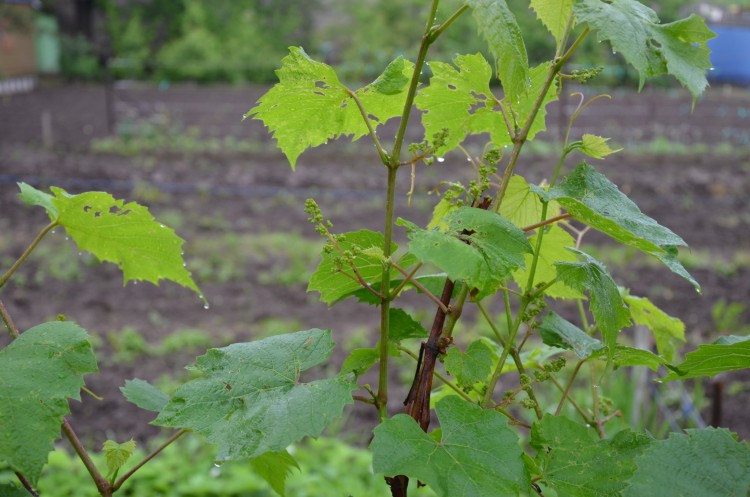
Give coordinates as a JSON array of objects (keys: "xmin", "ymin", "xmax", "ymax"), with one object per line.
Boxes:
[{"xmin": 707, "ymin": 24, "xmax": 750, "ymax": 86}]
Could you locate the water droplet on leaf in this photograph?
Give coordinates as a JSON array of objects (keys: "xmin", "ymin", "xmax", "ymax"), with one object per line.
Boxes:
[{"xmin": 437, "ymin": 157, "xmax": 445, "ymax": 163}]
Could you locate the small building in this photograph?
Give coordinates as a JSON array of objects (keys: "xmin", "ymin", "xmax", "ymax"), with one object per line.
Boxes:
[{"xmin": 0, "ymin": 0, "xmax": 40, "ymax": 94}]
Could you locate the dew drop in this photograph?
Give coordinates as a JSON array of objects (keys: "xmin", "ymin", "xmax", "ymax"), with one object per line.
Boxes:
[
  {"xmin": 133, "ymin": 281, "xmax": 138, "ymax": 285},
  {"xmin": 437, "ymin": 157, "xmax": 445, "ymax": 163},
  {"xmin": 709, "ymin": 67, "xmax": 715, "ymax": 71},
  {"xmin": 204, "ymin": 303, "xmax": 210, "ymax": 310},
  {"xmin": 160, "ymin": 224, "xmax": 166, "ymax": 228},
  {"xmin": 51, "ymin": 230, "xmax": 56, "ymax": 234},
  {"xmin": 466, "ymin": 157, "xmax": 472, "ymax": 162},
  {"xmin": 65, "ymin": 236, "xmax": 69, "ymax": 241}
]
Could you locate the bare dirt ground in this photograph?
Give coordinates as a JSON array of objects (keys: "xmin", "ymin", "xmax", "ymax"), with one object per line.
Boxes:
[{"xmin": 1, "ymin": 83, "xmax": 750, "ymax": 445}]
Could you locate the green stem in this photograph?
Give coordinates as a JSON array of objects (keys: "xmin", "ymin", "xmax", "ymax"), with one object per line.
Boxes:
[
  {"xmin": 62, "ymin": 418, "xmax": 111, "ymax": 496},
  {"xmin": 476, "ymin": 300, "xmax": 506, "ymax": 347},
  {"xmin": 555, "ymin": 359, "xmax": 585, "ymax": 415},
  {"xmin": 112, "ymin": 429, "xmax": 187, "ymax": 491},
  {"xmin": 392, "ymin": 262, "xmax": 448, "ymax": 313},
  {"xmin": 389, "ymin": 263, "xmax": 422, "ymax": 299},
  {"xmin": 440, "ymin": 283, "xmax": 468, "ymax": 340},
  {"xmin": 549, "ymin": 375, "xmax": 593, "ymax": 424},
  {"xmin": 390, "ymin": 0, "xmax": 440, "ymax": 166},
  {"xmin": 0, "ymin": 300, "xmax": 20, "ymax": 339},
  {"xmin": 377, "ymin": 166, "xmax": 398, "ymax": 420},
  {"xmin": 347, "ymin": 89, "xmax": 389, "ymax": 165},
  {"xmin": 0, "ymin": 221, "xmax": 58, "ymax": 290},
  {"xmin": 430, "ymin": 5, "xmax": 468, "ymax": 40},
  {"xmin": 509, "ymin": 349, "xmax": 544, "ymax": 420}
]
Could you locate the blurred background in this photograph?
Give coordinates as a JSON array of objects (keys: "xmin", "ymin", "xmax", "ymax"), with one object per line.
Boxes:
[{"xmin": 1, "ymin": 1, "xmax": 750, "ymax": 495}]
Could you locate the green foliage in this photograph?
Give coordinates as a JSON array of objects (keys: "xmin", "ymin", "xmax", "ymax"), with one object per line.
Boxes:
[
  {"xmin": 154, "ymin": 329, "xmax": 356, "ymax": 461},
  {"xmin": 574, "ymin": 0, "xmax": 715, "ymax": 99},
  {"xmin": 444, "ymin": 340, "xmax": 494, "ymax": 387},
  {"xmin": 247, "ymin": 49, "xmax": 412, "ymax": 168},
  {"xmin": 2, "ymin": 2, "xmax": 746, "ymax": 496},
  {"xmin": 663, "ymin": 335, "xmax": 750, "ymax": 381},
  {"xmin": 120, "ymin": 379, "xmax": 170, "ymax": 413},
  {"xmin": 398, "ymin": 207, "xmax": 531, "ymax": 296},
  {"xmin": 372, "ymin": 396, "xmax": 527, "ymax": 497},
  {"xmin": 530, "ymin": 0, "xmax": 574, "ymax": 44},
  {"xmin": 531, "ymin": 415, "xmax": 653, "ymax": 497},
  {"xmin": 539, "ymin": 312, "xmax": 605, "ymax": 359},
  {"xmin": 465, "ymin": 0, "xmax": 529, "ymax": 100},
  {"xmin": 19, "ymin": 183, "xmax": 202, "ymax": 299},
  {"xmin": 102, "ymin": 439, "xmax": 136, "ymax": 478},
  {"xmin": 623, "ymin": 428, "xmax": 750, "ymax": 497},
  {"xmin": 555, "ymin": 249, "xmax": 631, "ymax": 352},
  {"xmin": 0, "ymin": 322, "xmax": 97, "ymax": 482}
]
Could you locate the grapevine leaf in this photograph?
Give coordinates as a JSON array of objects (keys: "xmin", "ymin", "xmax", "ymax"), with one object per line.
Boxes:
[
  {"xmin": 17, "ymin": 182, "xmax": 57, "ymax": 218},
  {"xmin": 714, "ymin": 335, "xmax": 750, "ymax": 345},
  {"xmin": 539, "ymin": 162, "xmax": 698, "ymax": 290},
  {"xmin": 249, "ymin": 451, "xmax": 299, "ymax": 497},
  {"xmin": 340, "ymin": 348, "xmax": 379, "ymax": 377},
  {"xmin": 307, "ymin": 230, "xmax": 402, "ymax": 305},
  {"xmin": 504, "ymin": 62, "xmax": 559, "ymax": 143},
  {"xmin": 539, "ymin": 312, "xmax": 604, "ymax": 359},
  {"xmin": 555, "ymin": 248, "xmax": 631, "ymax": 353},
  {"xmin": 153, "ymin": 329, "xmax": 356, "ymax": 461},
  {"xmin": 574, "ymin": 0, "xmax": 715, "ymax": 99},
  {"xmin": 530, "ymin": 0, "xmax": 574, "ymax": 43},
  {"xmin": 577, "ymin": 134, "xmax": 622, "ymax": 159},
  {"xmin": 120, "ymin": 378, "xmax": 169, "ymax": 413},
  {"xmin": 102, "ymin": 439, "xmax": 136, "ymax": 477},
  {"xmin": 531, "ymin": 415, "xmax": 653, "ymax": 497},
  {"xmin": 623, "ymin": 428, "xmax": 750, "ymax": 497},
  {"xmin": 398, "ymin": 207, "xmax": 531, "ymax": 296},
  {"xmin": 371, "ymin": 396, "xmax": 528, "ymax": 497},
  {"xmin": 444, "ymin": 340, "xmax": 494, "ymax": 387},
  {"xmin": 465, "ymin": 0, "xmax": 529, "ymax": 100},
  {"xmin": 0, "ymin": 483, "xmax": 29, "ymax": 497},
  {"xmin": 45, "ymin": 187, "xmax": 201, "ymax": 297},
  {"xmin": 427, "ymin": 197, "xmax": 459, "ymax": 231},
  {"xmin": 513, "ymin": 225, "xmax": 583, "ymax": 299},
  {"xmin": 590, "ymin": 345, "xmax": 669, "ymax": 371},
  {"xmin": 622, "ymin": 292, "xmax": 685, "ymax": 361},
  {"xmin": 389, "ymin": 308, "xmax": 428, "ymax": 342},
  {"xmin": 415, "ymin": 53, "xmax": 501, "ymax": 155},
  {"xmin": 500, "ymin": 175, "xmax": 560, "ymax": 229},
  {"xmin": 662, "ymin": 335, "xmax": 750, "ymax": 381},
  {"xmin": 0, "ymin": 321, "xmax": 97, "ymax": 482},
  {"xmin": 247, "ymin": 47, "xmax": 412, "ymax": 168}
]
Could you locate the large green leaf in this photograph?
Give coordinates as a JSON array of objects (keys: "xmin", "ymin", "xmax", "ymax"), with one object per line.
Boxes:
[
  {"xmin": 371, "ymin": 396, "xmax": 528, "ymax": 497},
  {"xmin": 415, "ymin": 53, "xmax": 501, "ymax": 155},
  {"xmin": 444, "ymin": 339, "xmax": 494, "ymax": 387},
  {"xmin": 465, "ymin": 0, "xmax": 529, "ymax": 100},
  {"xmin": 575, "ymin": 0, "xmax": 715, "ymax": 99},
  {"xmin": 530, "ymin": 0, "xmax": 574, "ymax": 44},
  {"xmin": 247, "ymin": 48, "xmax": 412, "ymax": 168},
  {"xmin": 18, "ymin": 184, "xmax": 202, "ymax": 298},
  {"xmin": 622, "ymin": 292, "xmax": 684, "ymax": 361},
  {"xmin": 555, "ymin": 249, "xmax": 631, "ymax": 353},
  {"xmin": 0, "ymin": 322, "xmax": 97, "ymax": 482},
  {"xmin": 513, "ymin": 225, "xmax": 583, "ymax": 299},
  {"xmin": 623, "ymin": 428, "xmax": 750, "ymax": 497},
  {"xmin": 398, "ymin": 207, "xmax": 531, "ymax": 296},
  {"xmin": 153, "ymin": 329, "xmax": 356, "ymax": 461},
  {"xmin": 539, "ymin": 312, "xmax": 604, "ymax": 359},
  {"xmin": 531, "ymin": 415, "xmax": 652, "ymax": 497},
  {"xmin": 307, "ymin": 229, "xmax": 407, "ymax": 305},
  {"xmin": 662, "ymin": 335, "xmax": 750, "ymax": 381},
  {"xmin": 539, "ymin": 162, "xmax": 698, "ymax": 290}
]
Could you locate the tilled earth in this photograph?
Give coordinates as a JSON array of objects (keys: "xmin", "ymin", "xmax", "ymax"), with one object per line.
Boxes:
[{"xmin": 1, "ymin": 84, "xmax": 749, "ymax": 445}]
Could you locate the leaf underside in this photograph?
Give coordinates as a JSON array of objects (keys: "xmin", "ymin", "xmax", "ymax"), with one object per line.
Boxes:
[{"xmin": 153, "ymin": 329, "xmax": 355, "ymax": 461}]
